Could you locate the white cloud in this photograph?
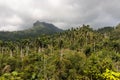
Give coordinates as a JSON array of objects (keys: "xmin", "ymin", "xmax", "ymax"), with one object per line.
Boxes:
[
  {"xmin": 0, "ymin": 25, "xmax": 20, "ymax": 31},
  {"xmin": 0, "ymin": 0, "xmax": 120, "ymax": 31},
  {"xmin": 6, "ymin": 15, "xmax": 23, "ymax": 25}
]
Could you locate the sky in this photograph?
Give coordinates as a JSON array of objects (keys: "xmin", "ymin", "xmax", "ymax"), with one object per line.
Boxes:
[{"xmin": 0, "ymin": 0, "xmax": 120, "ymax": 31}]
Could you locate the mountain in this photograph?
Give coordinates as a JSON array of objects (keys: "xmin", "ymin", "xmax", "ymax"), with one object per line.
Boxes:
[
  {"xmin": 97, "ymin": 26, "xmax": 114, "ymax": 33},
  {"xmin": 97, "ymin": 24, "xmax": 120, "ymax": 40},
  {"xmin": 26, "ymin": 21, "xmax": 63, "ymax": 34},
  {"xmin": 0, "ymin": 21, "xmax": 63, "ymax": 40}
]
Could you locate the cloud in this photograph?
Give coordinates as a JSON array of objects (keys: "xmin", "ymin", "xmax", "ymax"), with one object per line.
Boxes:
[{"xmin": 0, "ymin": 0, "xmax": 120, "ymax": 31}]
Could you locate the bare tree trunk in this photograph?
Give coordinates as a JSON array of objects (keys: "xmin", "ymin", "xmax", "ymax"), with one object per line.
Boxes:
[
  {"xmin": 26, "ymin": 46, "xmax": 29, "ymax": 56},
  {"xmin": 16, "ymin": 46, "xmax": 19, "ymax": 54},
  {"xmin": 94, "ymin": 41, "xmax": 95, "ymax": 52},
  {"xmin": 10, "ymin": 50, "xmax": 13, "ymax": 57},
  {"xmin": 38, "ymin": 47, "xmax": 41, "ymax": 53},
  {"xmin": 60, "ymin": 49, "xmax": 63, "ymax": 61},
  {"xmin": 91, "ymin": 75, "xmax": 93, "ymax": 80},
  {"xmin": 51, "ymin": 46, "xmax": 53, "ymax": 54},
  {"xmin": 20, "ymin": 48, "xmax": 24, "ymax": 61}
]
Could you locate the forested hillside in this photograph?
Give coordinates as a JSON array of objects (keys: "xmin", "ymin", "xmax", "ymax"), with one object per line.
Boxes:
[
  {"xmin": 0, "ymin": 21, "xmax": 63, "ymax": 41},
  {"xmin": 0, "ymin": 24, "xmax": 120, "ymax": 80}
]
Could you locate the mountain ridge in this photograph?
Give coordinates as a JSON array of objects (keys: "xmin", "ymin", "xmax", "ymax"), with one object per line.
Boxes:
[{"xmin": 0, "ymin": 21, "xmax": 63, "ymax": 40}]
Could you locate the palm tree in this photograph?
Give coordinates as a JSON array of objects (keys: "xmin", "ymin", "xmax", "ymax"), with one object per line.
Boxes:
[
  {"xmin": 22, "ymin": 39, "xmax": 30, "ymax": 56},
  {"xmin": 35, "ymin": 38, "xmax": 43, "ymax": 53},
  {"xmin": 7, "ymin": 41, "xmax": 15, "ymax": 57}
]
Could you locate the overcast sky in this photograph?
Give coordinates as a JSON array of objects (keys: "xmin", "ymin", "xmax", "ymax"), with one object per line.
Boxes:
[{"xmin": 0, "ymin": 0, "xmax": 120, "ymax": 31}]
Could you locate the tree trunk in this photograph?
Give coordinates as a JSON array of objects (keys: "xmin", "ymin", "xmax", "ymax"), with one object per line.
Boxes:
[
  {"xmin": 16, "ymin": 46, "xmax": 19, "ymax": 54},
  {"xmin": 20, "ymin": 48, "xmax": 24, "ymax": 61},
  {"xmin": 91, "ymin": 75, "xmax": 93, "ymax": 80},
  {"xmin": 26, "ymin": 46, "xmax": 29, "ymax": 56},
  {"xmin": 38, "ymin": 47, "xmax": 41, "ymax": 53},
  {"xmin": 94, "ymin": 41, "xmax": 95, "ymax": 52},
  {"xmin": 10, "ymin": 50, "xmax": 13, "ymax": 57},
  {"xmin": 60, "ymin": 49, "xmax": 63, "ymax": 61}
]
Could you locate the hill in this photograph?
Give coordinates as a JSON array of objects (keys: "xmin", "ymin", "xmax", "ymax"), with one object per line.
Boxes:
[{"xmin": 0, "ymin": 21, "xmax": 63, "ymax": 40}]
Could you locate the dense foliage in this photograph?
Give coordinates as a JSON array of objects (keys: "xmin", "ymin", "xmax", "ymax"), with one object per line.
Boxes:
[{"xmin": 0, "ymin": 24, "xmax": 120, "ymax": 80}]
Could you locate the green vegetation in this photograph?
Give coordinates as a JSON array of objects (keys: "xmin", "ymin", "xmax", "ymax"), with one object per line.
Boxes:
[
  {"xmin": 0, "ymin": 24, "xmax": 119, "ymax": 80},
  {"xmin": 0, "ymin": 21, "xmax": 63, "ymax": 41}
]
